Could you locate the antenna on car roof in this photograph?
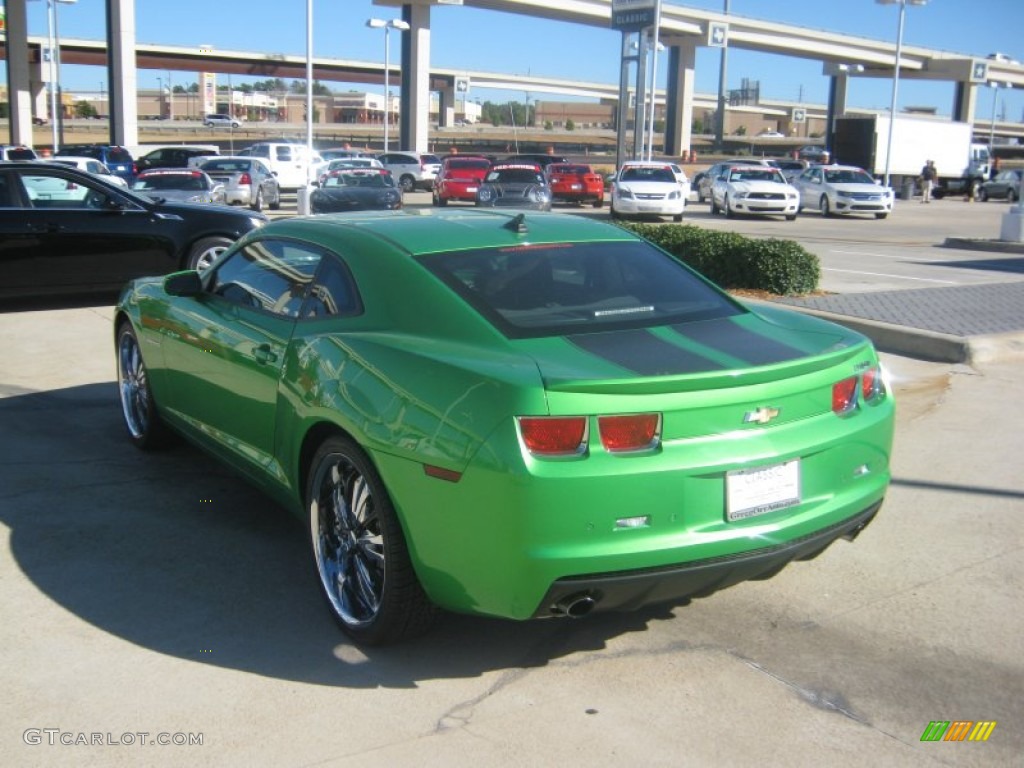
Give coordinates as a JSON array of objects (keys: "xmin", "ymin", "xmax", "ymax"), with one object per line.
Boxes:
[{"xmin": 504, "ymin": 213, "xmax": 528, "ymax": 234}]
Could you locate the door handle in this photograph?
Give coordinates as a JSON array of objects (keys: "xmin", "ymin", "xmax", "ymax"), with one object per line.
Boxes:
[{"xmin": 253, "ymin": 344, "xmax": 277, "ymax": 365}]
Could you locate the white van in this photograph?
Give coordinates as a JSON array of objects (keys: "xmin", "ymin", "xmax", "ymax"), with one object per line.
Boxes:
[{"xmin": 246, "ymin": 142, "xmax": 323, "ymax": 190}]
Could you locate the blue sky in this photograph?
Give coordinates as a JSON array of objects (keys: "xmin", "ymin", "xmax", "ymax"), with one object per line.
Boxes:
[{"xmin": 13, "ymin": 0, "xmax": 1024, "ymax": 123}]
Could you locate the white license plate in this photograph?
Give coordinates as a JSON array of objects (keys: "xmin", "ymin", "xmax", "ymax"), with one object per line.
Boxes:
[
  {"xmin": 726, "ymin": 459, "xmax": 801, "ymax": 521},
  {"xmin": 467, "ymin": 186, "xmax": 478, "ymax": 192},
  {"xmin": 570, "ymin": 183, "xmax": 582, "ymax": 190}
]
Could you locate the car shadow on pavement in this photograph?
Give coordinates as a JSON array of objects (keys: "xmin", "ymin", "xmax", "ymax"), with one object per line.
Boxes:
[{"xmin": 1, "ymin": 383, "xmax": 679, "ymax": 687}]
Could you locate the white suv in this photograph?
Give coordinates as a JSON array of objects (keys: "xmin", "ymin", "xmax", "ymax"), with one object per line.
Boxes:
[
  {"xmin": 378, "ymin": 151, "xmax": 442, "ymax": 192},
  {"xmin": 247, "ymin": 142, "xmax": 323, "ymax": 191}
]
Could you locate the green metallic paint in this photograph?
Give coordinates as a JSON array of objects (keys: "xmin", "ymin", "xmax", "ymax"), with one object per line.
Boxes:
[{"xmin": 116, "ymin": 208, "xmax": 896, "ymax": 622}]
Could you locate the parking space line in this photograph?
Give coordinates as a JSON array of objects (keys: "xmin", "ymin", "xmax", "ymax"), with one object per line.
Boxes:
[{"xmin": 823, "ymin": 268, "xmax": 958, "ymax": 284}]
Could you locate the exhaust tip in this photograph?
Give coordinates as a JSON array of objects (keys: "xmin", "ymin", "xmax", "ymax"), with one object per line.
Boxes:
[{"xmin": 553, "ymin": 593, "xmax": 598, "ymax": 618}]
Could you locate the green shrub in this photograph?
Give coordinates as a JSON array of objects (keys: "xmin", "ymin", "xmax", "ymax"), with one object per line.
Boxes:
[{"xmin": 616, "ymin": 223, "xmax": 820, "ymax": 296}]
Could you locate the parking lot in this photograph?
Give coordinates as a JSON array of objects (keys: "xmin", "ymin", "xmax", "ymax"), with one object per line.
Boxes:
[
  {"xmin": 2, "ymin": 194, "xmax": 1022, "ymax": 766},
  {"xmin": 273, "ymin": 188, "xmax": 1024, "ymax": 295}
]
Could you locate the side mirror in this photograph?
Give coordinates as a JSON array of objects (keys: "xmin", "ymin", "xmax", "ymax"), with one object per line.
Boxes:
[{"xmin": 163, "ymin": 270, "xmax": 203, "ymax": 297}]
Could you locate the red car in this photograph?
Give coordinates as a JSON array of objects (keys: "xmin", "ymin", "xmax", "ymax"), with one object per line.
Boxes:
[
  {"xmin": 432, "ymin": 156, "xmax": 491, "ymax": 205},
  {"xmin": 547, "ymin": 163, "xmax": 604, "ymax": 208}
]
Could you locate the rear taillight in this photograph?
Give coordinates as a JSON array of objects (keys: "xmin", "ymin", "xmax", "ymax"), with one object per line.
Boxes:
[
  {"xmin": 518, "ymin": 417, "xmax": 587, "ymax": 456},
  {"xmin": 832, "ymin": 376, "xmax": 858, "ymax": 415},
  {"xmin": 832, "ymin": 366, "xmax": 886, "ymax": 415},
  {"xmin": 861, "ymin": 365, "xmax": 886, "ymax": 402},
  {"xmin": 598, "ymin": 414, "xmax": 661, "ymax": 453},
  {"xmin": 239, "ymin": 172, "xmax": 252, "ymax": 185}
]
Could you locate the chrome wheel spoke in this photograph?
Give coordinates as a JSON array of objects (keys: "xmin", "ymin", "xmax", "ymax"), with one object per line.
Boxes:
[{"xmin": 313, "ymin": 454, "xmax": 386, "ymax": 627}]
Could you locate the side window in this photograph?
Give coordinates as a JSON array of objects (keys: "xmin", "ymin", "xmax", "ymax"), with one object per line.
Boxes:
[
  {"xmin": 208, "ymin": 239, "xmax": 322, "ymax": 318},
  {"xmin": 20, "ymin": 171, "xmax": 97, "ymax": 208},
  {"xmin": 0, "ymin": 174, "xmax": 17, "ymax": 208},
  {"xmin": 252, "ymin": 145, "xmax": 269, "ymax": 158},
  {"xmin": 276, "ymin": 147, "xmax": 292, "ymax": 161},
  {"xmin": 302, "ymin": 255, "xmax": 362, "ymax": 318}
]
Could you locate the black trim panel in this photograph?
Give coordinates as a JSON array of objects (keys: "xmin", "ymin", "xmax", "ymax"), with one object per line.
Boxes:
[
  {"xmin": 567, "ymin": 329, "xmax": 723, "ymax": 376},
  {"xmin": 531, "ymin": 500, "xmax": 882, "ymax": 618},
  {"xmin": 670, "ymin": 317, "xmax": 806, "ymax": 366}
]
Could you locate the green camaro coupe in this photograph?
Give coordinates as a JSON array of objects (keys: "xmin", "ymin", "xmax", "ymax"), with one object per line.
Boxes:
[{"xmin": 115, "ymin": 209, "xmax": 894, "ymax": 644}]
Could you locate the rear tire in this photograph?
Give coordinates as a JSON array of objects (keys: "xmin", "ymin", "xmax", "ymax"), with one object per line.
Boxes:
[
  {"xmin": 269, "ymin": 189, "xmax": 281, "ymax": 211},
  {"xmin": 673, "ymin": 213, "xmax": 683, "ymax": 222},
  {"xmin": 1009, "ymin": 190, "xmax": 1018, "ymax": 203},
  {"xmin": 875, "ymin": 212, "xmax": 889, "ymax": 219},
  {"xmin": 724, "ymin": 196, "xmax": 735, "ymax": 218},
  {"xmin": 592, "ymin": 199, "xmax": 603, "ymax": 209},
  {"xmin": 399, "ymin": 175, "xmax": 415, "ymax": 193},
  {"xmin": 979, "ymin": 188, "xmax": 989, "ymax": 202},
  {"xmin": 307, "ymin": 436, "xmax": 437, "ymax": 645},
  {"xmin": 251, "ymin": 188, "xmax": 264, "ymax": 212},
  {"xmin": 710, "ymin": 197, "xmax": 720, "ymax": 215}
]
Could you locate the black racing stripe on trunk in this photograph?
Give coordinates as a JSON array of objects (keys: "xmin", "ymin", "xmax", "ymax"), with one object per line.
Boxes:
[
  {"xmin": 670, "ymin": 318, "xmax": 805, "ymax": 366},
  {"xmin": 568, "ymin": 330, "xmax": 723, "ymax": 376}
]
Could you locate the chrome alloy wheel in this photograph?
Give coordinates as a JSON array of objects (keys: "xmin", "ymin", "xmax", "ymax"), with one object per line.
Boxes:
[
  {"xmin": 117, "ymin": 327, "xmax": 150, "ymax": 439},
  {"xmin": 310, "ymin": 453, "xmax": 385, "ymax": 628}
]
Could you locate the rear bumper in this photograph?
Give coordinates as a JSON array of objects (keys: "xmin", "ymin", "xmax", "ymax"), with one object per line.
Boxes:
[{"xmin": 530, "ymin": 499, "xmax": 882, "ymax": 618}]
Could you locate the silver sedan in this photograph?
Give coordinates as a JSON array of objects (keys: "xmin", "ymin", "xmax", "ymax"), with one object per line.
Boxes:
[{"xmin": 198, "ymin": 156, "xmax": 282, "ymax": 212}]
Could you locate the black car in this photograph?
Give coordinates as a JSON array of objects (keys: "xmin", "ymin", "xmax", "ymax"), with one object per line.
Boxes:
[
  {"xmin": 0, "ymin": 162, "xmax": 266, "ymax": 299},
  {"xmin": 475, "ymin": 163, "xmax": 553, "ymax": 211},
  {"xmin": 309, "ymin": 169, "xmax": 402, "ymax": 214},
  {"xmin": 135, "ymin": 146, "xmax": 219, "ymax": 173},
  {"xmin": 56, "ymin": 144, "xmax": 137, "ymax": 183}
]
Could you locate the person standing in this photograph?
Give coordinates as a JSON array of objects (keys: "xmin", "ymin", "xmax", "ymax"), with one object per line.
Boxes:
[{"xmin": 920, "ymin": 159, "xmax": 937, "ymax": 203}]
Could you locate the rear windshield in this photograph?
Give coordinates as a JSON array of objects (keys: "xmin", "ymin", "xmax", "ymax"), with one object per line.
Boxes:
[
  {"xmin": 105, "ymin": 148, "xmax": 134, "ymax": 163},
  {"xmin": 419, "ymin": 241, "xmax": 738, "ymax": 339},
  {"xmin": 133, "ymin": 173, "xmax": 209, "ymax": 191},
  {"xmin": 551, "ymin": 165, "xmax": 591, "ymax": 175},
  {"xmin": 447, "ymin": 159, "xmax": 490, "ymax": 170},
  {"xmin": 202, "ymin": 160, "xmax": 249, "ymax": 172},
  {"xmin": 6, "ymin": 148, "xmax": 38, "ymax": 161}
]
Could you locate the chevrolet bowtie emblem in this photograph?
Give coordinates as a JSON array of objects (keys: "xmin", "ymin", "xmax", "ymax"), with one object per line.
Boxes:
[{"xmin": 744, "ymin": 407, "xmax": 781, "ymax": 424}]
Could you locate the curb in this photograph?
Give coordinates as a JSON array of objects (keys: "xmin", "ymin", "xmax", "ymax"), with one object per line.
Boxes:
[
  {"xmin": 749, "ymin": 300, "xmax": 1024, "ymax": 365},
  {"xmin": 942, "ymin": 237, "xmax": 1024, "ymax": 254}
]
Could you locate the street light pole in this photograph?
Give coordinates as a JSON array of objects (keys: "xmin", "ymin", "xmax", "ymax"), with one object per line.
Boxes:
[
  {"xmin": 988, "ymin": 81, "xmax": 1010, "ymax": 152},
  {"xmin": 877, "ymin": 0, "xmax": 928, "ymax": 190},
  {"xmin": 367, "ymin": 18, "xmax": 410, "ymax": 153},
  {"xmin": 646, "ymin": 0, "xmax": 662, "ymax": 161},
  {"xmin": 47, "ymin": 0, "xmax": 58, "ymax": 150},
  {"xmin": 37, "ymin": 0, "xmax": 78, "ymax": 151}
]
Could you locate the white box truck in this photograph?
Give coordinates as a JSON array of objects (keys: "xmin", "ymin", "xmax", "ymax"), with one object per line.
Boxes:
[{"xmin": 832, "ymin": 115, "xmax": 990, "ymax": 199}]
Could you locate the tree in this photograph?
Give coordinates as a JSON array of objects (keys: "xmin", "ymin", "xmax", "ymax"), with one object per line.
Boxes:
[
  {"xmin": 74, "ymin": 100, "xmax": 97, "ymax": 118},
  {"xmin": 290, "ymin": 79, "xmax": 332, "ymax": 96},
  {"xmin": 565, "ymin": 118, "xmax": 575, "ymax": 131}
]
